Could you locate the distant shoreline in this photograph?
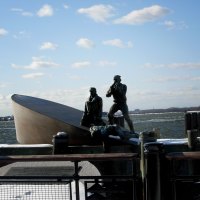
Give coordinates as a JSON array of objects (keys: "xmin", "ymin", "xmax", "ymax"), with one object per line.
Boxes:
[
  {"xmin": 130, "ymin": 106, "xmax": 200, "ymax": 114},
  {"xmin": 1, "ymin": 106, "xmax": 200, "ymax": 119}
]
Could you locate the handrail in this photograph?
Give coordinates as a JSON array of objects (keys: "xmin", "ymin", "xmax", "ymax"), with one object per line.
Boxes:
[
  {"xmin": 0, "ymin": 153, "xmax": 138, "ymax": 163},
  {"xmin": 0, "ymin": 152, "xmax": 139, "ymax": 200},
  {"xmin": 166, "ymin": 151, "xmax": 200, "ymax": 160}
]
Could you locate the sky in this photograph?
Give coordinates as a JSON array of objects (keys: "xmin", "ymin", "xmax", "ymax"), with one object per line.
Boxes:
[{"xmin": 1, "ymin": 0, "xmax": 200, "ymax": 116}]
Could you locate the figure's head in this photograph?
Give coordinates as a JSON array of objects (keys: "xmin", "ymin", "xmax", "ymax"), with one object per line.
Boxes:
[
  {"xmin": 89, "ymin": 87, "xmax": 97, "ymax": 96},
  {"xmin": 113, "ymin": 75, "xmax": 121, "ymax": 83}
]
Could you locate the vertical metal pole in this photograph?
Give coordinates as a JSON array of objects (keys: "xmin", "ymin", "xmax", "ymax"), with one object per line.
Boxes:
[{"xmin": 74, "ymin": 161, "xmax": 80, "ymax": 200}]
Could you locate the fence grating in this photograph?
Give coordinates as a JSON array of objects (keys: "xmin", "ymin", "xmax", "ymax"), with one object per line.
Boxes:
[{"xmin": 0, "ymin": 180, "xmax": 72, "ymax": 200}]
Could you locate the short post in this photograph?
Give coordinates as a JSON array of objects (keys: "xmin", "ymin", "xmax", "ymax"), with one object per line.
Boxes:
[
  {"xmin": 185, "ymin": 111, "xmax": 200, "ymax": 150},
  {"xmin": 144, "ymin": 142, "xmax": 164, "ymax": 200},
  {"xmin": 52, "ymin": 132, "xmax": 69, "ymax": 154},
  {"xmin": 187, "ymin": 129, "xmax": 198, "ymax": 150}
]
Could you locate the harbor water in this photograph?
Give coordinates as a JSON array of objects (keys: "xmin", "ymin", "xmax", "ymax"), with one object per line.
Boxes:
[{"xmin": 0, "ymin": 112, "xmax": 186, "ymax": 144}]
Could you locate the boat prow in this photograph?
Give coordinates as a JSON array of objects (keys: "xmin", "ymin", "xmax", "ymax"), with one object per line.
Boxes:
[{"xmin": 11, "ymin": 94, "xmax": 96, "ymax": 145}]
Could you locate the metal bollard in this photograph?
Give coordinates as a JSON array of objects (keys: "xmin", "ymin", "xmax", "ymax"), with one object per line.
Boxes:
[
  {"xmin": 52, "ymin": 132, "xmax": 69, "ymax": 154},
  {"xmin": 185, "ymin": 111, "xmax": 200, "ymax": 150},
  {"xmin": 144, "ymin": 142, "xmax": 165, "ymax": 200},
  {"xmin": 187, "ymin": 129, "xmax": 198, "ymax": 150}
]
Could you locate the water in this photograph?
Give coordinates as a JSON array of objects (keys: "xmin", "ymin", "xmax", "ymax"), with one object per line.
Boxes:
[
  {"xmin": 0, "ymin": 112, "xmax": 186, "ymax": 144},
  {"xmin": 130, "ymin": 112, "xmax": 185, "ymax": 139}
]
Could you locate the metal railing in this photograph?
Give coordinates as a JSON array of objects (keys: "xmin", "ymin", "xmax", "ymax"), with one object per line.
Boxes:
[
  {"xmin": 0, "ymin": 153, "xmax": 140, "ymax": 200},
  {"xmin": 166, "ymin": 152, "xmax": 200, "ymax": 200}
]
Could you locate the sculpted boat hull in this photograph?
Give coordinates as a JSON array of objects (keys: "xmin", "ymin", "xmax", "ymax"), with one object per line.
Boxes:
[{"xmin": 11, "ymin": 94, "xmax": 96, "ymax": 145}]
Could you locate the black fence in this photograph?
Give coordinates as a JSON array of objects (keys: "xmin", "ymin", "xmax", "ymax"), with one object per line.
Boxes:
[{"xmin": 0, "ymin": 153, "xmax": 140, "ymax": 200}]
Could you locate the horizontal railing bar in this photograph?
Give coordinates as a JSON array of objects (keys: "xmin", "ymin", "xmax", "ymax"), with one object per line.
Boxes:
[
  {"xmin": 0, "ymin": 153, "xmax": 138, "ymax": 163},
  {"xmin": 170, "ymin": 176, "xmax": 200, "ymax": 180},
  {"xmin": 0, "ymin": 175, "xmax": 136, "ymax": 180},
  {"xmin": 166, "ymin": 152, "xmax": 200, "ymax": 160}
]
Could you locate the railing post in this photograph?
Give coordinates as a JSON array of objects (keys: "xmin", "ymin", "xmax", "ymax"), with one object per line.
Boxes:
[
  {"xmin": 144, "ymin": 142, "xmax": 164, "ymax": 200},
  {"xmin": 187, "ymin": 129, "xmax": 199, "ymax": 150},
  {"xmin": 74, "ymin": 161, "xmax": 80, "ymax": 200},
  {"xmin": 52, "ymin": 132, "xmax": 69, "ymax": 154}
]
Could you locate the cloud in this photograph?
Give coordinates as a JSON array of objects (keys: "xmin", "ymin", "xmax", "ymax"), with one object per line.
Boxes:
[
  {"xmin": 143, "ymin": 62, "xmax": 200, "ymax": 69},
  {"xmin": 63, "ymin": 4, "xmax": 69, "ymax": 9},
  {"xmin": 0, "ymin": 83, "xmax": 7, "ymax": 88},
  {"xmin": 22, "ymin": 12, "xmax": 33, "ymax": 17},
  {"xmin": 77, "ymin": 4, "xmax": 115, "ymax": 22},
  {"xmin": 148, "ymin": 76, "xmax": 200, "ymax": 83},
  {"xmin": 71, "ymin": 61, "xmax": 91, "ymax": 69},
  {"xmin": 163, "ymin": 20, "xmax": 188, "ymax": 30},
  {"xmin": 37, "ymin": 4, "xmax": 53, "ymax": 17},
  {"xmin": 12, "ymin": 57, "xmax": 60, "ymax": 70},
  {"xmin": 11, "ymin": 8, "xmax": 23, "ymax": 12},
  {"xmin": 102, "ymin": 39, "xmax": 133, "ymax": 48},
  {"xmin": 22, "ymin": 72, "xmax": 44, "ymax": 79},
  {"xmin": 40, "ymin": 42, "xmax": 58, "ymax": 50},
  {"xmin": 68, "ymin": 75, "xmax": 84, "ymax": 80},
  {"xmin": 114, "ymin": 5, "xmax": 170, "ymax": 25},
  {"xmin": 0, "ymin": 28, "xmax": 8, "ymax": 36},
  {"xmin": 13, "ymin": 31, "xmax": 30, "ymax": 40},
  {"xmin": 98, "ymin": 60, "xmax": 117, "ymax": 67},
  {"xmin": 11, "ymin": 7, "xmax": 33, "ymax": 16},
  {"xmin": 163, "ymin": 20, "xmax": 175, "ymax": 29},
  {"xmin": 76, "ymin": 38, "xmax": 95, "ymax": 48}
]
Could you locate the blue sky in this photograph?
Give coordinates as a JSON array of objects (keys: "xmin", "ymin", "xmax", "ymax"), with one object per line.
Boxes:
[{"xmin": 1, "ymin": 0, "xmax": 200, "ymax": 115}]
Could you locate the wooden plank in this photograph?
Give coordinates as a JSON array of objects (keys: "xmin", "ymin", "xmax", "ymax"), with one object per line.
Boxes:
[{"xmin": 166, "ymin": 152, "xmax": 200, "ymax": 160}]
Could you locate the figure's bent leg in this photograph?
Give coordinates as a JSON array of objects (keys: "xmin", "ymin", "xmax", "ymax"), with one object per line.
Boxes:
[
  {"xmin": 121, "ymin": 104, "xmax": 135, "ymax": 132},
  {"xmin": 124, "ymin": 114, "xmax": 134, "ymax": 132},
  {"xmin": 108, "ymin": 103, "xmax": 118, "ymax": 125}
]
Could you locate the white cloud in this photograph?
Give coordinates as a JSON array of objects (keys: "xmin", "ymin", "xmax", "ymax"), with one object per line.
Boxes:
[
  {"xmin": 63, "ymin": 4, "xmax": 69, "ymax": 9},
  {"xmin": 0, "ymin": 83, "xmax": 7, "ymax": 88},
  {"xmin": 22, "ymin": 12, "xmax": 33, "ymax": 17},
  {"xmin": 163, "ymin": 20, "xmax": 188, "ymax": 30},
  {"xmin": 143, "ymin": 62, "xmax": 200, "ymax": 69},
  {"xmin": 11, "ymin": 8, "xmax": 23, "ymax": 12},
  {"xmin": 71, "ymin": 61, "xmax": 91, "ymax": 69},
  {"xmin": 12, "ymin": 57, "xmax": 60, "ymax": 70},
  {"xmin": 98, "ymin": 60, "xmax": 117, "ymax": 67},
  {"xmin": 22, "ymin": 72, "xmax": 44, "ymax": 79},
  {"xmin": 11, "ymin": 7, "xmax": 33, "ymax": 17},
  {"xmin": 13, "ymin": 31, "xmax": 30, "ymax": 40},
  {"xmin": 40, "ymin": 42, "xmax": 58, "ymax": 50},
  {"xmin": 77, "ymin": 4, "xmax": 115, "ymax": 22},
  {"xmin": 151, "ymin": 76, "xmax": 200, "ymax": 82},
  {"xmin": 163, "ymin": 20, "xmax": 175, "ymax": 29},
  {"xmin": 68, "ymin": 75, "xmax": 83, "ymax": 80},
  {"xmin": 0, "ymin": 28, "xmax": 8, "ymax": 36},
  {"xmin": 76, "ymin": 38, "xmax": 95, "ymax": 48},
  {"xmin": 37, "ymin": 4, "xmax": 53, "ymax": 17},
  {"xmin": 102, "ymin": 39, "xmax": 133, "ymax": 48},
  {"xmin": 168, "ymin": 63, "xmax": 200, "ymax": 69},
  {"xmin": 114, "ymin": 5, "xmax": 170, "ymax": 25}
]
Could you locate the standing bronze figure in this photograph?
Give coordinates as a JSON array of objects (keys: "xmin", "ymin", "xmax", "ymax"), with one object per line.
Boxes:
[
  {"xmin": 106, "ymin": 75, "xmax": 134, "ymax": 132},
  {"xmin": 81, "ymin": 87, "xmax": 105, "ymax": 127}
]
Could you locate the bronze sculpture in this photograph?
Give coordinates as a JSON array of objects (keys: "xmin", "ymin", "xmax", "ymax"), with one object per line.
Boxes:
[
  {"xmin": 106, "ymin": 75, "xmax": 134, "ymax": 132},
  {"xmin": 81, "ymin": 87, "xmax": 105, "ymax": 127}
]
